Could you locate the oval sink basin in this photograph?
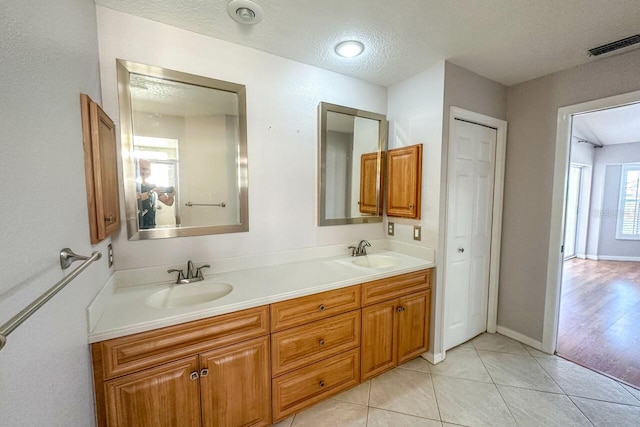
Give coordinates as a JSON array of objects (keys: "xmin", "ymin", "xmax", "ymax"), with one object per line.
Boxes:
[
  {"xmin": 146, "ymin": 282, "xmax": 233, "ymax": 309},
  {"xmin": 351, "ymin": 255, "xmax": 401, "ymax": 269}
]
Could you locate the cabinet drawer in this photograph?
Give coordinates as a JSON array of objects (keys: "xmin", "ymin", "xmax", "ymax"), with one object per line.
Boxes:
[
  {"xmin": 272, "ymin": 310, "xmax": 360, "ymax": 376},
  {"xmin": 361, "ymin": 269, "xmax": 430, "ymax": 306},
  {"xmin": 271, "ymin": 285, "xmax": 361, "ymax": 331},
  {"xmin": 97, "ymin": 305, "xmax": 269, "ymax": 379},
  {"xmin": 272, "ymin": 348, "xmax": 360, "ymax": 422}
]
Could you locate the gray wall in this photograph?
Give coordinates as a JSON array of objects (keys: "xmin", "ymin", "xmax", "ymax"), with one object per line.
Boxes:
[
  {"xmin": 0, "ymin": 1, "xmax": 110, "ymax": 425},
  {"xmin": 594, "ymin": 142, "xmax": 640, "ymax": 258},
  {"xmin": 501, "ymin": 49, "xmax": 640, "ymax": 341}
]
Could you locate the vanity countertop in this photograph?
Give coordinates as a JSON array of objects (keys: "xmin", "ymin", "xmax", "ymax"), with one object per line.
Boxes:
[{"xmin": 88, "ymin": 250, "xmax": 434, "ymax": 343}]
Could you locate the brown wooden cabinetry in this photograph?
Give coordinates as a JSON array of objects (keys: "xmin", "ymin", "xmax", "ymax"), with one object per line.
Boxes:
[
  {"xmin": 81, "ymin": 93, "xmax": 120, "ymax": 243},
  {"xmin": 92, "ymin": 306, "xmax": 271, "ymax": 427},
  {"xmin": 361, "ymin": 270, "xmax": 431, "ymax": 381},
  {"xmin": 359, "ymin": 152, "xmax": 382, "ymax": 214},
  {"xmin": 386, "ymin": 144, "xmax": 422, "ymax": 219}
]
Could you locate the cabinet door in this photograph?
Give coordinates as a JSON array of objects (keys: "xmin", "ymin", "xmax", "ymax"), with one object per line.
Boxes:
[
  {"xmin": 361, "ymin": 299, "xmax": 397, "ymax": 381},
  {"xmin": 359, "ymin": 152, "xmax": 382, "ymax": 214},
  {"xmin": 200, "ymin": 336, "xmax": 271, "ymax": 427},
  {"xmin": 397, "ymin": 291, "xmax": 431, "ymax": 364},
  {"xmin": 386, "ymin": 144, "xmax": 422, "ymax": 218},
  {"xmin": 104, "ymin": 356, "xmax": 201, "ymax": 427}
]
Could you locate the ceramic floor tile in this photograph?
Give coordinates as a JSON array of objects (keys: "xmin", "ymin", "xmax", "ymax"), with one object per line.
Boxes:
[
  {"xmin": 272, "ymin": 416, "xmax": 294, "ymax": 427},
  {"xmin": 429, "ymin": 347, "xmax": 492, "ymax": 383},
  {"xmin": 570, "ymin": 396, "xmax": 640, "ymax": 427},
  {"xmin": 621, "ymin": 382, "xmax": 640, "ymax": 401},
  {"xmin": 477, "ymin": 350, "xmax": 563, "ymax": 393},
  {"xmin": 456, "ymin": 341, "xmax": 475, "ymax": 349},
  {"xmin": 536, "ymin": 356, "xmax": 640, "ymax": 406},
  {"xmin": 331, "ymin": 381, "xmax": 370, "ymax": 406},
  {"xmin": 367, "ymin": 407, "xmax": 441, "ymax": 426},
  {"xmin": 523, "ymin": 345, "xmax": 555, "ymax": 358},
  {"xmin": 290, "ymin": 399, "xmax": 368, "ymax": 427},
  {"xmin": 431, "ymin": 375, "xmax": 516, "ymax": 427},
  {"xmin": 497, "ymin": 385, "xmax": 591, "ymax": 426},
  {"xmin": 471, "ymin": 333, "xmax": 529, "ymax": 355},
  {"xmin": 398, "ymin": 356, "xmax": 431, "ymax": 373},
  {"xmin": 369, "ymin": 367, "xmax": 440, "ymax": 419}
]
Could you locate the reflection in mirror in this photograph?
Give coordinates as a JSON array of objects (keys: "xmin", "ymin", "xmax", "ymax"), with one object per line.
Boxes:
[
  {"xmin": 318, "ymin": 103, "xmax": 387, "ymax": 226},
  {"xmin": 117, "ymin": 60, "xmax": 248, "ymax": 240}
]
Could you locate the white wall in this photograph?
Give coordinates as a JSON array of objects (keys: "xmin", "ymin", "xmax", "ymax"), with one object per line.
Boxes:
[
  {"xmin": 0, "ymin": 1, "xmax": 111, "ymax": 425},
  {"xmin": 96, "ymin": 7, "xmax": 388, "ymax": 270}
]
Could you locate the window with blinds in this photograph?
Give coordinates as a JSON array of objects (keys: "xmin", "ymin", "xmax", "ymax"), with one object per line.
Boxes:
[{"xmin": 617, "ymin": 163, "xmax": 640, "ymax": 240}]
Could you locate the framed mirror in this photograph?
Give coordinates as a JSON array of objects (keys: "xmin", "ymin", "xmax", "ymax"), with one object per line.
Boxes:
[
  {"xmin": 117, "ymin": 59, "xmax": 249, "ymax": 240},
  {"xmin": 318, "ymin": 102, "xmax": 387, "ymax": 226}
]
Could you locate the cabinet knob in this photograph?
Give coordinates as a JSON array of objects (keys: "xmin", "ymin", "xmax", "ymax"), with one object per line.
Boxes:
[
  {"xmin": 319, "ymin": 380, "xmax": 325, "ymax": 387},
  {"xmin": 189, "ymin": 371, "xmax": 199, "ymax": 381},
  {"xmin": 319, "ymin": 339, "xmax": 325, "ymax": 346},
  {"xmin": 409, "ymin": 203, "xmax": 414, "ymax": 209},
  {"xmin": 200, "ymin": 368, "xmax": 209, "ymax": 377},
  {"xmin": 318, "ymin": 304, "xmax": 325, "ymax": 312},
  {"xmin": 396, "ymin": 306, "xmax": 406, "ymax": 313}
]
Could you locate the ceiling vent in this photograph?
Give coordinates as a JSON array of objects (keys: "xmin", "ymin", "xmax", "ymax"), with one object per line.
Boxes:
[{"xmin": 588, "ymin": 34, "xmax": 640, "ymax": 57}]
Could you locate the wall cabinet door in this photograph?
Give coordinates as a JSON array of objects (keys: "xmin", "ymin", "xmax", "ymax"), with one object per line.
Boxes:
[
  {"xmin": 396, "ymin": 291, "xmax": 431, "ymax": 364},
  {"xmin": 361, "ymin": 299, "xmax": 397, "ymax": 381},
  {"xmin": 81, "ymin": 93, "xmax": 120, "ymax": 243},
  {"xmin": 359, "ymin": 152, "xmax": 382, "ymax": 214},
  {"xmin": 386, "ymin": 144, "xmax": 422, "ymax": 218},
  {"xmin": 104, "ymin": 357, "xmax": 201, "ymax": 427},
  {"xmin": 200, "ymin": 336, "xmax": 271, "ymax": 427}
]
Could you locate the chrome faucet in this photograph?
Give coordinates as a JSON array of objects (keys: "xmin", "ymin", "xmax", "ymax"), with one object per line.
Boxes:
[
  {"xmin": 168, "ymin": 260, "xmax": 211, "ymax": 284},
  {"xmin": 349, "ymin": 240, "xmax": 371, "ymax": 257}
]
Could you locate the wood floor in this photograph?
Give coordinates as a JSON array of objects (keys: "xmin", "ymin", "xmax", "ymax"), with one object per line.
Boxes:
[{"xmin": 557, "ymin": 258, "xmax": 640, "ymax": 388}]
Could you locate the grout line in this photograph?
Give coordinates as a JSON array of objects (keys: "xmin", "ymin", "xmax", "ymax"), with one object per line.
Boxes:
[
  {"xmin": 428, "ymin": 371, "xmax": 444, "ymax": 423},
  {"xmin": 566, "ymin": 396, "xmax": 597, "ymax": 427},
  {"xmin": 474, "ymin": 346, "xmax": 520, "ymax": 426}
]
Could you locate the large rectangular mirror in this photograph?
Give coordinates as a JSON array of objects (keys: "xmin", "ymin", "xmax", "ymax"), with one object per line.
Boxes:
[
  {"xmin": 117, "ymin": 60, "xmax": 248, "ymax": 240},
  {"xmin": 318, "ymin": 102, "xmax": 387, "ymax": 226}
]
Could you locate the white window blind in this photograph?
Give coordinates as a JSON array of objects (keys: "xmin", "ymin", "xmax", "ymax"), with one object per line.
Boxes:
[{"xmin": 617, "ymin": 163, "xmax": 640, "ymax": 240}]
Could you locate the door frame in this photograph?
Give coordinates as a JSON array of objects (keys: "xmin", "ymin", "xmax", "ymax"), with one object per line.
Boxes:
[
  {"xmin": 542, "ymin": 89, "xmax": 640, "ymax": 354},
  {"xmin": 441, "ymin": 107, "xmax": 507, "ymax": 354}
]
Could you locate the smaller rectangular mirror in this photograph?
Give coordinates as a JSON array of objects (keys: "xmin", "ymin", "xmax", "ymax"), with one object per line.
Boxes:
[{"xmin": 318, "ymin": 102, "xmax": 387, "ymax": 226}]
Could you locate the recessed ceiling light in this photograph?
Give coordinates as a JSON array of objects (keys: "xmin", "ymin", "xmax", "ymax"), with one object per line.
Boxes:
[
  {"xmin": 227, "ymin": 0, "xmax": 263, "ymax": 25},
  {"xmin": 335, "ymin": 40, "xmax": 365, "ymax": 58}
]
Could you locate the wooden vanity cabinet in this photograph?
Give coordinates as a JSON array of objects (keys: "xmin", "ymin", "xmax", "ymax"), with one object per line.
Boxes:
[
  {"xmin": 361, "ymin": 270, "xmax": 431, "ymax": 381},
  {"xmin": 386, "ymin": 144, "xmax": 422, "ymax": 219},
  {"xmin": 92, "ymin": 306, "xmax": 271, "ymax": 427}
]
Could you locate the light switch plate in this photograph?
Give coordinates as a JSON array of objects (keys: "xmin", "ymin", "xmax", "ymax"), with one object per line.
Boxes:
[
  {"xmin": 413, "ymin": 225, "xmax": 421, "ymax": 241},
  {"xmin": 388, "ymin": 222, "xmax": 395, "ymax": 236}
]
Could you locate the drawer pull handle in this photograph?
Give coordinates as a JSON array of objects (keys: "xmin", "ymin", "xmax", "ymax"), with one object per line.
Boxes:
[
  {"xmin": 318, "ymin": 304, "xmax": 325, "ymax": 312},
  {"xmin": 319, "ymin": 339, "xmax": 325, "ymax": 346},
  {"xmin": 200, "ymin": 368, "xmax": 209, "ymax": 377},
  {"xmin": 319, "ymin": 380, "xmax": 325, "ymax": 387},
  {"xmin": 190, "ymin": 371, "xmax": 199, "ymax": 381},
  {"xmin": 396, "ymin": 306, "xmax": 406, "ymax": 313}
]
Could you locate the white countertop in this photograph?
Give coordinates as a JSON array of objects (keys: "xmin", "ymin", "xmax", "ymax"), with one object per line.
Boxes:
[{"xmin": 88, "ymin": 249, "xmax": 434, "ymax": 343}]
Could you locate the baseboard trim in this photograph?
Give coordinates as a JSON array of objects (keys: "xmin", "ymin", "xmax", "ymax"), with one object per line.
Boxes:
[
  {"xmin": 421, "ymin": 351, "xmax": 444, "ymax": 364},
  {"xmin": 595, "ymin": 255, "xmax": 640, "ymax": 262},
  {"xmin": 496, "ymin": 326, "xmax": 544, "ymax": 351},
  {"xmin": 576, "ymin": 253, "xmax": 587, "ymax": 259}
]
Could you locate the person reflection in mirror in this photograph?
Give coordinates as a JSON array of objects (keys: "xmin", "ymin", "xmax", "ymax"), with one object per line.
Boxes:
[{"xmin": 136, "ymin": 158, "xmax": 175, "ymax": 229}]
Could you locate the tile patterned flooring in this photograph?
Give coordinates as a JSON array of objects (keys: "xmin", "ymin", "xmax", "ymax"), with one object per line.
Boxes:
[{"xmin": 273, "ymin": 333, "xmax": 640, "ymax": 427}]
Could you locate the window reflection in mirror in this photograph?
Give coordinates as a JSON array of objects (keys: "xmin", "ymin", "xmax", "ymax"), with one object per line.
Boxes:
[
  {"xmin": 318, "ymin": 103, "xmax": 387, "ymax": 226},
  {"xmin": 117, "ymin": 60, "xmax": 248, "ymax": 240}
]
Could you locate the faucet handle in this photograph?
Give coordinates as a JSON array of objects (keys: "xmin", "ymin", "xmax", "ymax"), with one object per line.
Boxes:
[
  {"xmin": 348, "ymin": 246, "xmax": 357, "ymax": 257},
  {"xmin": 196, "ymin": 264, "xmax": 211, "ymax": 278},
  {"xmin": 167, "ymin": 269, "xmax": 185, "ymax": 280}
]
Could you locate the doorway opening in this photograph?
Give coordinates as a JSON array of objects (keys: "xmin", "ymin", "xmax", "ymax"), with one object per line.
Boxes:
[{"xmin": 550, "ymin": 96, "xmax": 640, "ymax": 389}]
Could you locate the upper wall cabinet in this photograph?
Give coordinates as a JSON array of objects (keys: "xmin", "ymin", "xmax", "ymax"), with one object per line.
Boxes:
[
  {"xmin": 386, "ymin": 144, "xmax": 422, "ymax": 219},
  {"xmin": 81, "ymin": 94, "xmax": 120, "ymax": 244}
]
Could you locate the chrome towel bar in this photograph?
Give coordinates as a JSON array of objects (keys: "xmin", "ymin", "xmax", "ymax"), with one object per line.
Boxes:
[
  {"xmin": 185, "ymin": 201, "xmax": 226, "ymax": 207},
  {"xmin": 0, "ymin": 248, "xmax": 102, "ymax": 351}
]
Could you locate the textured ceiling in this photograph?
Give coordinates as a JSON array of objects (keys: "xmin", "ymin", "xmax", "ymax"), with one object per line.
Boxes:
[{"xmin": 95, "ymin": 0, "xmax": 640, "ymax": 87}]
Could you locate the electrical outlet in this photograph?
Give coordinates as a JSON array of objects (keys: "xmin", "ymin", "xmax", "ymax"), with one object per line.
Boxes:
[
  {"xmin": 107, "ymin": 243, "xmax": 114, "ymax": 268},
  {"xmin": 413, "ymin": 225, "xmax": 422, "ymax": 241},
  {"xmin": 388, "ymin": 222, "xmax": 395, "ymax": 236}
]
